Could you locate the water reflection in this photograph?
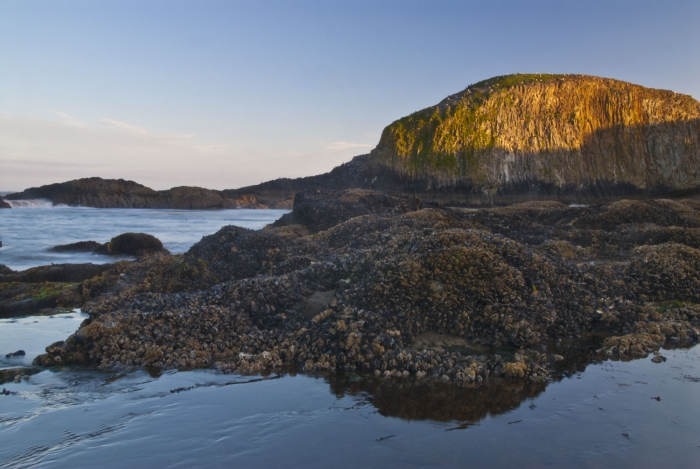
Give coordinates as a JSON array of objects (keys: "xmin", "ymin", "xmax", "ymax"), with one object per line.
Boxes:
[
  {"xmin": 2, "ymin": 344, "xmax": 699, "ymax": 469},
  {"xmin": 325, "ymin": 374, "xmax": 547, "ymax": 423}
]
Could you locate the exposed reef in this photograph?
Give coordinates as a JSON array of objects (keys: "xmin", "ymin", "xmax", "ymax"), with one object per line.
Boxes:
[
  {"xmin": 0, "ymin": 263, "xmax": 114, "ymax": 318},
  {"xmin": 0, "ymin": 233, "xmax": 168, "ymax": 318},
  {"xmin": 32, "ymin": 190, "xmax": 700, "ymax": 385}
]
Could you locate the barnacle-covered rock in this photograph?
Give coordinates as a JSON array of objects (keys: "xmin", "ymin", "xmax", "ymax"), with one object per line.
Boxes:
[{"xmin": 32, "ymin": 190, "xmax": 700, "ymax": 386}]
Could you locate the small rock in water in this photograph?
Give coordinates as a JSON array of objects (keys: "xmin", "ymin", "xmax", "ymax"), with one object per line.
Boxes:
[
  {"xmin": 651, "ymin": 355, "xmax": 666, "ymax": 364},
  {"xmin": 4, "ymin": 350, "xmax": 26, "ymax": 358}
]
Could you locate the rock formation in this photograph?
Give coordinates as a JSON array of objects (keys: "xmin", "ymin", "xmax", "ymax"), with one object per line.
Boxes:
[
  {"xmin": 372, "ymin": 74, "xmax": 700, "ymax": 203},
  {"xmin": 4, "ymin": 178, "xmax": 270, "ymax": 209},
  {"xmin": 30, "ymin": 190, "xmax": 700, "ymax": 384},
  {"xmin": 94, "ymin": 232, "xmax": 167, "ymax": 256},
  {"xmin": 50, "ymin": 233, "xmax": 167, "ymax": 257},
  {"xmin": 0, "ymin": 262, "xmax": 114, "ymax": 318},
  {"xmin": 49, "ymin": 241, "xmax": 104, "ymax": 253}
]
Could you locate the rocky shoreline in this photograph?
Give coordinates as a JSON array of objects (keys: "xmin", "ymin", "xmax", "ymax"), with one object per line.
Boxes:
[
  {"xmin": 19, "ymin": 189, "xmax": 698, "ymax": 385},
  {"xmin": 0, "ymin": 233, "xmax": 170, "ymax": 318}
]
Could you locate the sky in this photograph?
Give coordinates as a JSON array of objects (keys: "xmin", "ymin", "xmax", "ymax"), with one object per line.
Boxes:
[{"xmin": 1, "ymin": 0, "xmax": 699, "ymax": 192}]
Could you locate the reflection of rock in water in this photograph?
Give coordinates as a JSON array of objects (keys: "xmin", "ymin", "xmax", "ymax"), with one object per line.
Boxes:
[{"xmin": 325, "ymin": 374, "xmax": 547, "ymax": 423}]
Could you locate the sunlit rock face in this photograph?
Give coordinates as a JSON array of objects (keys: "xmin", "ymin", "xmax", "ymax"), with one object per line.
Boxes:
[{"xmin": 369, "ymin": 74, "xmax": 700, "ymax": 204}]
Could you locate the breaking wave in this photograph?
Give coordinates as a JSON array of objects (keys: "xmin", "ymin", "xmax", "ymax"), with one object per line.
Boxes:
[{"xmin": 4, "ymin": 199, "xmax": 55, "ymax": 208}]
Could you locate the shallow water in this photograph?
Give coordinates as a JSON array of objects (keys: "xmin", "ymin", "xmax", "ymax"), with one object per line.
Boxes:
[
  {"xmin": 0, "ymin": 314, "xmax": 699, "ymax": 468},
  {"xmin": 0, "ymin": 312, "xmax": 88, "ymax": 370},
  {"xmin": 0, "ymin": 204, "xmax": 288, "ymax": 270}
]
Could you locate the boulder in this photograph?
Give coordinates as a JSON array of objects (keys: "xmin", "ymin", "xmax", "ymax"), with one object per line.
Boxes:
[{"xmin": 96, "ymin": 232, "xmax": 167, "ymax": 256}]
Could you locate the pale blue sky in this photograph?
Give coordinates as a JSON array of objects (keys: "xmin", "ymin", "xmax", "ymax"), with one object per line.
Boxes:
[{"xmin": 1, "ymin": 0, "xmax": 699, "ymax": 191}]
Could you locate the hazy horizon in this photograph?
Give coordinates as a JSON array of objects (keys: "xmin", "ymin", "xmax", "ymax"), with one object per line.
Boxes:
[{"xmin": 2, "ymin": 0, "xmax": 699, "ymax": 192}]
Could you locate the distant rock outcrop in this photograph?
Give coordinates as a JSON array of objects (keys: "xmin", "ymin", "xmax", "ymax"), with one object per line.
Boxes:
[
  {"xmin": 4, "ymin": 178, "xmax": 270, "ymax": 209},
  {"xmin": 0, "ymin": 198, "xmax": 10, "ymax": 209}
]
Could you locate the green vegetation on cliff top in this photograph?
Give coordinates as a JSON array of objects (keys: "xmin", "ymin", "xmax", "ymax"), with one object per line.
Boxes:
[{"xmin": 468, "ymin": 73, "xmax": 568, "ymax": 90}]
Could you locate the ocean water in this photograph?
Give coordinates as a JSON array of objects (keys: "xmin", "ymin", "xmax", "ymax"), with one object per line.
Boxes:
[
  {"xmin": 1, "ymin": 203, "xmax": 699, "ymax": 467},
  {"xmin": 0, "ymin": 201, "xmax": 289, "ymax": 271}
]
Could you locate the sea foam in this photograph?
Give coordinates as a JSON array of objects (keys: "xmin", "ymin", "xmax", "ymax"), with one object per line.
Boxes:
[{"xmin": 4, "ymin": 199, "xmax": 54, "ymax": 208}]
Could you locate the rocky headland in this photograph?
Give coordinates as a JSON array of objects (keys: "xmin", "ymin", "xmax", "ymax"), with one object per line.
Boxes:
[
  {"xmin": 228, "ymin": 74, "xmax": 700, "ymax": 207},
  {"xmin": 27, "ymin": 190, "xmax": 700, "ymax": 385}
]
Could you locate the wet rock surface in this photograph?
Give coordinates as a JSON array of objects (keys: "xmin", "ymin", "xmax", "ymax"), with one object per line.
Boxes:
[
  {"xmin": 32, "ymin": 190, "xmax": 700, "ymax": 386},
  {"xmin": 0, "ymin": 232, "xmax": 166, "ymax": 317},
  {"xmin": 0, "ymin": 263, "xmax": 116, "ymax": 318},
  {"xmin": 49, "ymin": 241, "xmax": 103, "ymax": 253},
  {"xmin": 0, "ymin": 263, "xmax": 113, "ymax": 284},
  {"xmin": 0, "ymin": 367, "xmax": 40, "ymax": 385}
]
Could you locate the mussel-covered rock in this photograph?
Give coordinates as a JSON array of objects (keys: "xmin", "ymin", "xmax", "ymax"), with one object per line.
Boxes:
[{"xmin": 32, "ymin": 191, "xmax": 700, "ymax": 386}]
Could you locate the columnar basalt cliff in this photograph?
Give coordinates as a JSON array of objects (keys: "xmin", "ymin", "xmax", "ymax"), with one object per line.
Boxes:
[{"xmin": 369, "ymin": 74, "xmax": 700, "ymax": 203}]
